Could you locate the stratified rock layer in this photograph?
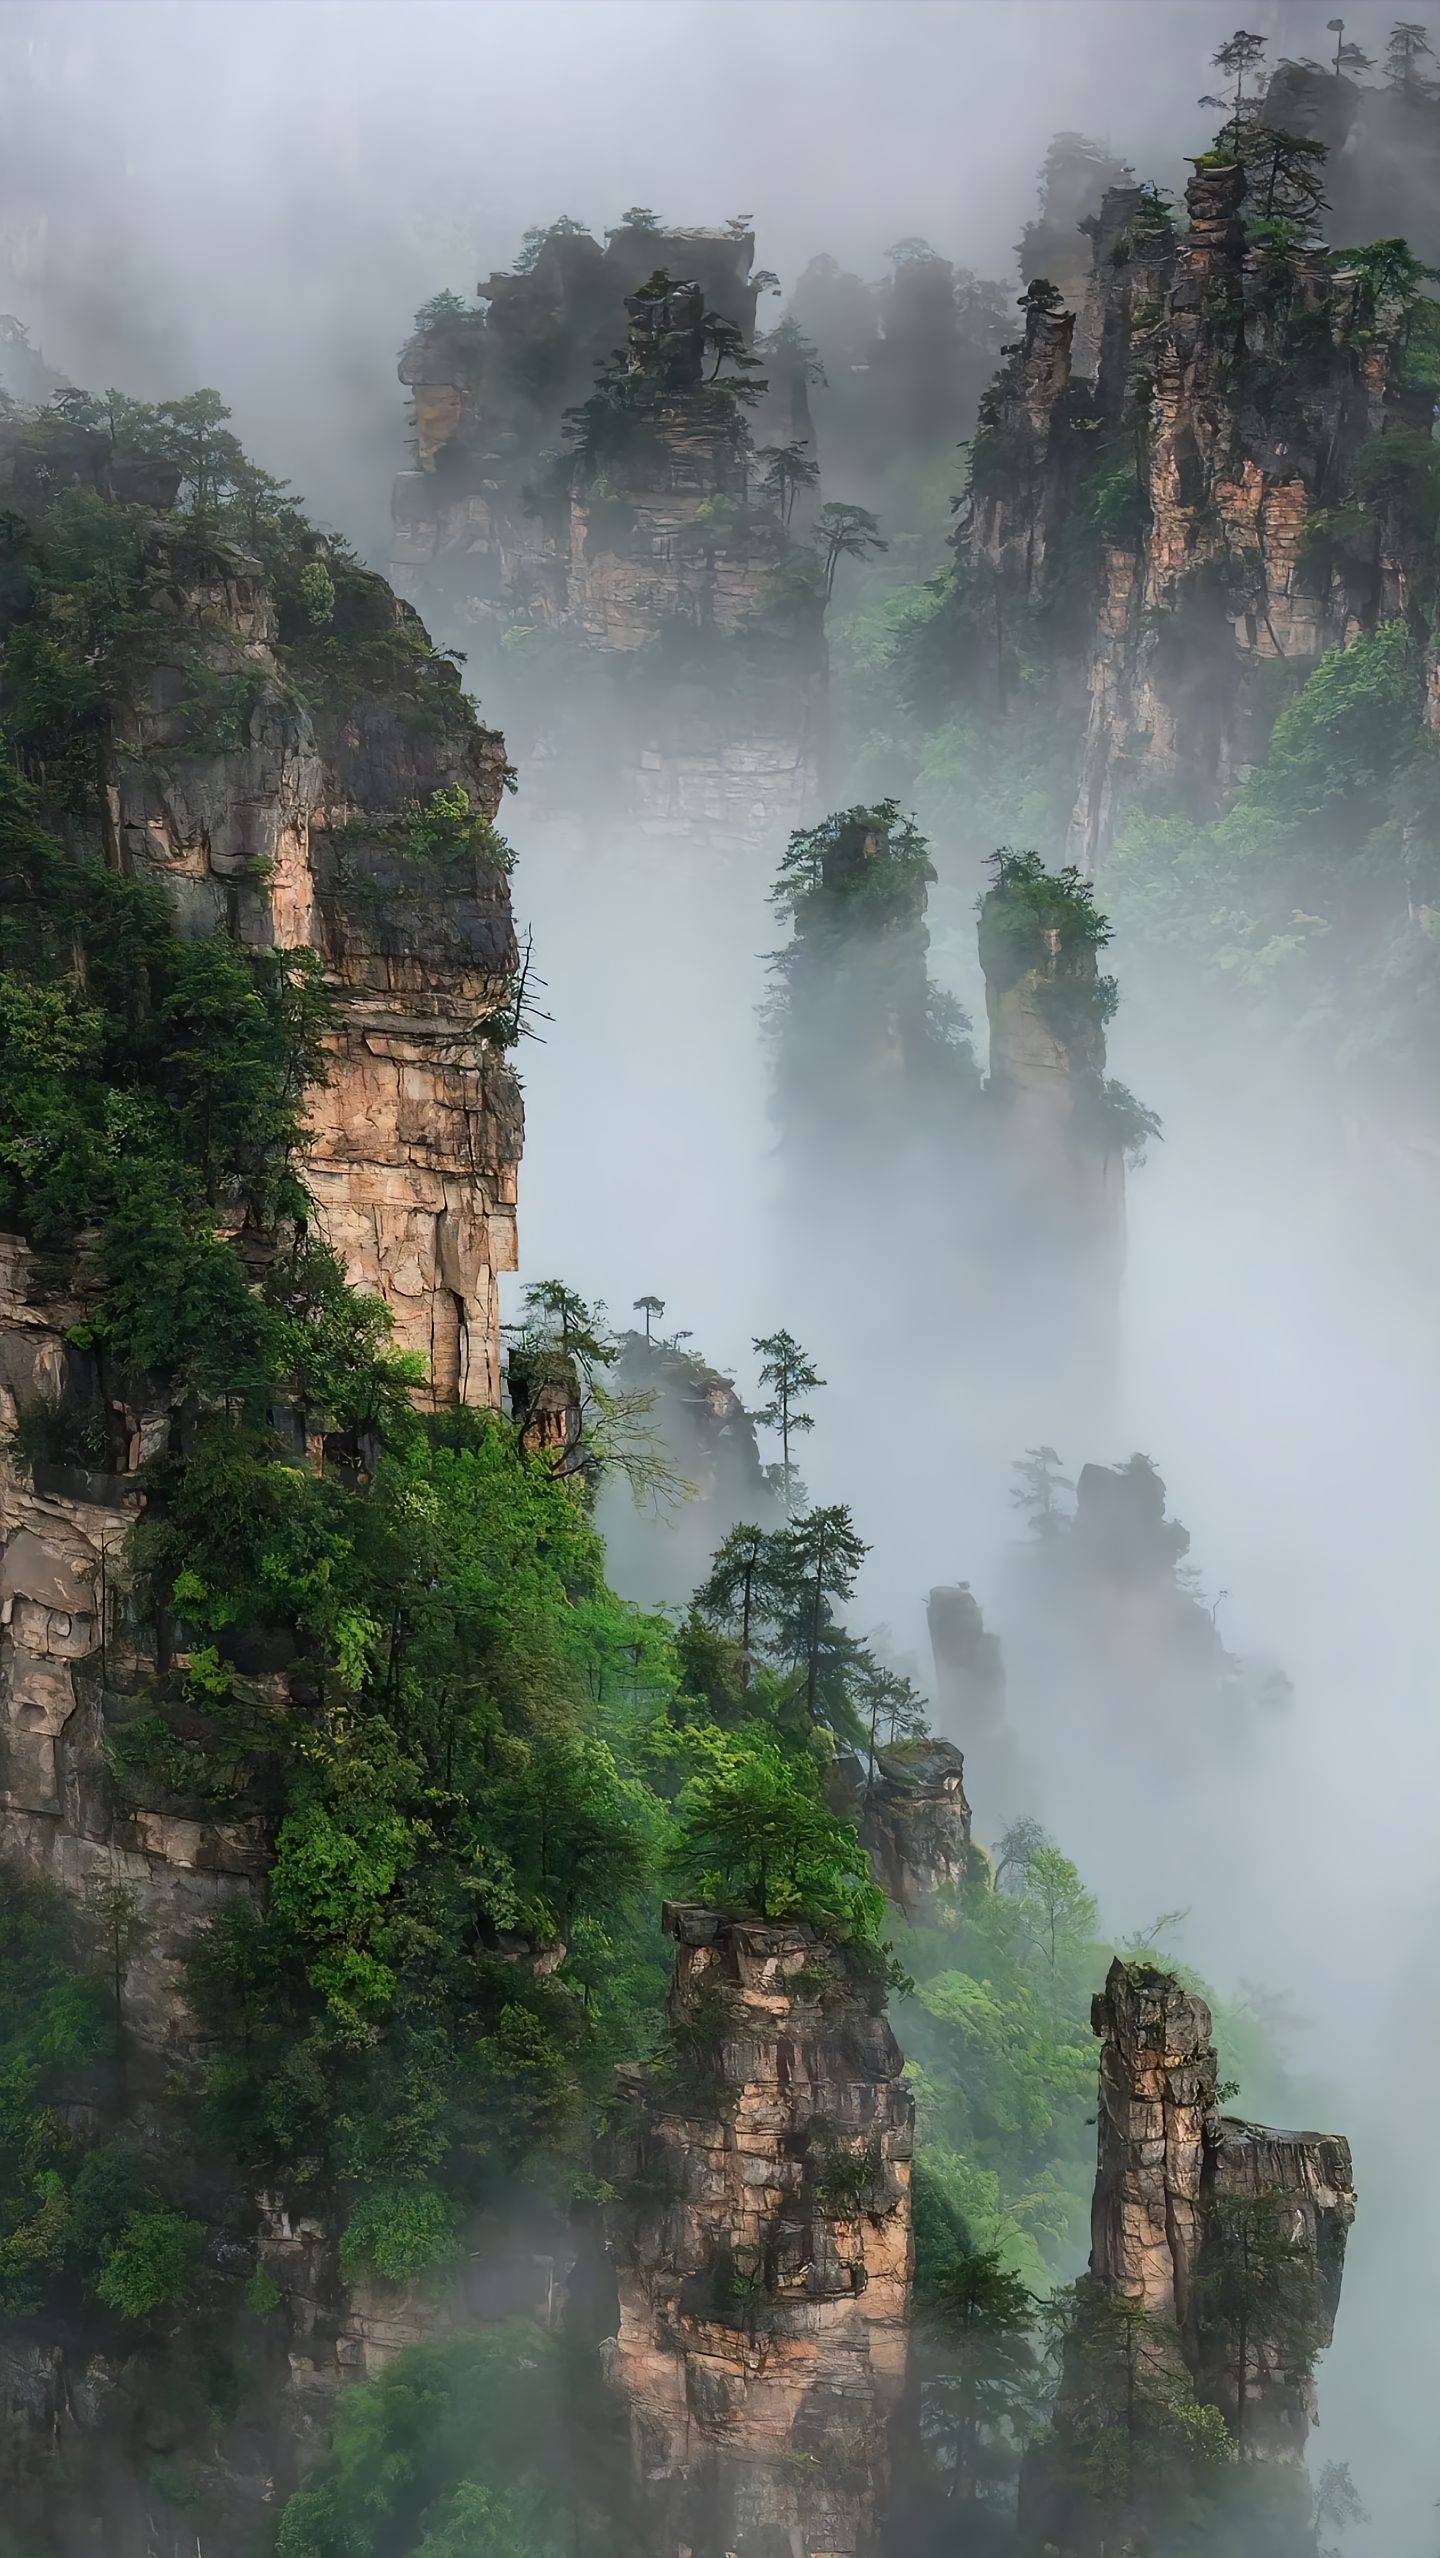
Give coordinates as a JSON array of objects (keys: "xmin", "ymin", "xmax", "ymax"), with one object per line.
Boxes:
[
  {"xmin": 1028, "ymin": 1961, "xmax": 1355, "ymax": 2552},
  {"xmin": 0, "ymin": 448, "xmax": 525, "ymax": 2544},
  {"xmin": 0, "ymin": 483, "xmax": 521, "ymax": 2051},
  {"xmin": 854, "ymin": 1738, "xmax": 971, "ymax": 1918},
  {"xmin": 607, "ymin": 1905, "xmax": 914, "ymax": 2557}
]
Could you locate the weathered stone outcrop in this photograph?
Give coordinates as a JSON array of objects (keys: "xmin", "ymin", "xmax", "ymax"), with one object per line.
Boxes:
[
  {"xmin": 1062, "ymin": 155, "xmax": 1418, "ymax": 863},
  {"xmin": 926, "ymin": 1583, "xmax": 1006, "ymax": 1744},
  {"xmin": 0, "ymin": 488, "xmax": 521, "ymax": 2014},
  {"xmin": 852, "ymin": 1738, "xmax": 971, "ymax": 1917},
  {"xmin": 1019, "ymin": 132, "xmax": 1136, "ymax": 373},
  {"xmin": 973, "ymin": 284, "xmax": 1079, "ymax": 597},
  {"xmin": 1031, "ymin": 1960, "xmax": 1355, "ymax": 2550},
  {"xmin": 1089, "ymin": 1960, "xmax": 1221, "ymax": 2328},
  {"xmin": 394, "ymin": 229, "xmax": 822, "ymax": 849},
  {"xmin": 116, "ymin": 521, "xmax": 521, "ymax": 1407},
  {"xmin": 606, "ymin": 1904, "xmax": 913, "ymax": 2556},
  {"xmin": 0, "ymin": 452, "xmax": 526, "ymax": 2545},
  {"xmin": 977, "ymin": 865, "xmax": 1127, "ymax": 1255}
]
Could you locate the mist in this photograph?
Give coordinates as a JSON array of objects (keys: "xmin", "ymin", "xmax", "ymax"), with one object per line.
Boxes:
[{"xmin": 4, "ymin": 1, "xmax": 1439, "ymax": 2552}]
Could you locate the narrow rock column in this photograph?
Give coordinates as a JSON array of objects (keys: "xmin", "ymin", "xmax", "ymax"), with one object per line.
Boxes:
[
  {"xmin": 606, "ymin": 1905, "xmax": 914, "ymax": 2557},
  {"xmin": 1090, "ymin": 1959, "xmax": 1216, "ymax": 2327}
]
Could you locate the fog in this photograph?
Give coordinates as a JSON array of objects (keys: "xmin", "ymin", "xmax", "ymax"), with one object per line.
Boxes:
[
  {"xmin": 6, "ymin": 0, "xmax": 1440, "ymax": 2550},
  {"xmin": 0, "ymin": 0, "xmax": 1342, "ymax": 546}
]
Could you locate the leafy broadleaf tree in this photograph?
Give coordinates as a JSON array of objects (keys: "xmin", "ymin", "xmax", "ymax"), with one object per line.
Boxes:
[{"xmin": 673, "ymin": 1738, "xmax": 882, "ymax": 1936}]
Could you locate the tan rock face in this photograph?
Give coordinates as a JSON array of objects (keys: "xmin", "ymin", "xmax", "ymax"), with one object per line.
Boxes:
[
  {"xmin": 393, "ymin": 267, "xmax": 822, "ymax": 850},
  {"xmin": 0, "ymin": 468, "xmax": 528, "ymax": 2536},
  {"xmin": 607, "ymin": 1906, "xmax": 914, "ymax": 2556},
  {"xmin": 854, "ymin": 1739, "xmax": 972, "ymax": 1919},
  {"xmin": 1029, "ymin": 1962, "xmax": 1355, "ymax": 2552},
  {"xmin": 118, "ymin": 531, "xmax": 521, "ymax": 1406},
  {"xmin": 1064, "ymin": 157, "xmax": 1413, "ymax": 865},
  {"xmin": 1090, "ymin": 1961, "xmax": 1218, "ymax": 2326},
  {"xmin": 0, "ymin": 520, "xmax": 522, "ymax": 2059},
  {"xmin": 1091, "ymin": 1959, "xmax": 1354, "ymax": 2451}
]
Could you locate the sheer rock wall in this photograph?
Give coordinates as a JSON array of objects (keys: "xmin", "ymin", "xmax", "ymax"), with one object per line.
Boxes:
[
  {"xmin": 394, "ymin": 240, "xmax": 822, "ymax": 848},
  {"xmin": 852, "ymin": 1738, "xmax": 972, "ymax": 1918},
  {"xmin": 1066, "ymin": 158, "xmax": 1414, "ymax": 863},
  {"xmin": 1092, "ymin": 1960, "xmax": 1354, "ymax": 2451},
  {"xmin": 0, "ymin": 450, "xmax": 524, "ymax": 2542},
  {"xmin": 606, "ymin": 1904, "xmax": 914, "ymax": 2557},
  {"xmin": 0, "ymin": 465, "xmax": 521, "ymax": 2043},
  {"xmin": 1029, "ymin": 1962, "xmax": 1354, "ymax": 2552}
]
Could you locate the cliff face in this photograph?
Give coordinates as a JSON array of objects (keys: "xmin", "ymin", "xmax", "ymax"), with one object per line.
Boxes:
[
  {"xmin": 853, "ymin": 1738, "xmax": 971, "ymax": 1918},
  {"xmin": 118, "ymin": 521, "xmax": 521, "ymax": 1406},
  {"xmin": 1062, "ymin": 158, "xmax": 1416, "ymax": 864},
  {"xmin": 395, "ymin": 238, "xmax": 822, "ymax": 848},
  {"xmin": 976, "ymin": 858, "xmax": 1130, "ymax": 1259},
  {"xmin": 1033, "ymin": 1959, "xmax": 1355, "ymax": 2550},
  {"xmin": 967, "ymin": 151, "xmax": 1424, "ymax": 870},
  {"xmin": 1092, "ymin": 1961, "xmax": 1354, "ymax": 2451},
  {"xmin": 606, "ymin": 1905, "xmax": 913, "ymax": 2557},
  {"xmin": 0, "ymin": 472, "xmax": 521, "ymax": 2045},
  {"xmin": 0, "ymin": 439, "xmax": 525, "ymax": 2536}
]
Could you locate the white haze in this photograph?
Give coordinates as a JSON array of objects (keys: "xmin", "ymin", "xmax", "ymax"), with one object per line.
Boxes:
[{"xmin": 5, "ymin": 1, "xmax": 1440, "ymax": 2549}]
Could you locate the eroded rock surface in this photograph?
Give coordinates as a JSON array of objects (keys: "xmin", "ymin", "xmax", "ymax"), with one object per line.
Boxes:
[
  {"xmin": 853, "ymin": 1738, "xmax": 972, "ymax": 1918},
  {"xmin": 1033, "ymin": 1957, "xmax": 1355, "ymax": 2550},
  {"xmin": 607, "ymin": 1904, "xmax": 913, "ymax": 2556}
]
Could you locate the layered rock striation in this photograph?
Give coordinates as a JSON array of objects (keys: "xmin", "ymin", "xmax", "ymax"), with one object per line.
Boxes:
[
  {"xmin": 965, "ymin": 147, "xmax": 1427, "ymax": 867},
  {"xmin": 0, "ymin": 444, "xmax": 522, "ymax": 2069},
  {"xmin": 0, "ymin": 430, "xmax": 525, "ymax": 2527},
  {"xmin": 395, "ymin": 228, "xmax": 823, "ymax": 847},
  {"xmin": 1031, "ymin": 1959, "xmax": 1355, "ymax": 2549},
  {"xmin": 606, "ymin": 1904, "xmax": 913, "ymax": 2557}
]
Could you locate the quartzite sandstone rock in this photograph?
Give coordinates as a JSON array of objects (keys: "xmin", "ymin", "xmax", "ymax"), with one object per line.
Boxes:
[{"xmin": 607, "ymin": 1904, "xmax": 914, "ymax": 2557}]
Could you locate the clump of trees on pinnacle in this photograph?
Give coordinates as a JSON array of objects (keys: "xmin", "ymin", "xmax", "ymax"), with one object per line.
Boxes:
[{"xmin": 766, "ymin": 801, "xmax": 980, "ymax": 1150}]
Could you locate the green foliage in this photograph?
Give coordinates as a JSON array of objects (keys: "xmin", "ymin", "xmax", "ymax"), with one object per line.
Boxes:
[
  {"xmin": 751, "ymin": 1324, "xmax": 823, "ymax": 1508},
  {"xmin": 274, "ymin": 2321, "xmax": 613, "ymax": 2557},
  {"xmin": 919, "ymin": 2244, "xmax": 1040, "ymax": 2505},
  {"xmin": 978, "ymin": 852, "xmax": 1156, "ymax": 1154},
  {"xmin": 674, "ymin": 1737, "xmax": 883, "ymax": 1937},
  {"xmin": 898, "ymin": 1830, "xmax": 1109, "ymax": 2289},
  {"xmin": 339, "ymin": 2183, "xmax": 460, "ymax": 2285},
  {"xmin": 93, "ymin": 2205, "xmax": 205, "ymax": 2319},
  {"xmin": 1051, "ymin": 2281, "xmax": 1231, "ymax": 2507},
  {"xmin": 298, "ymin": 559, "xmax": 335, "ymax": 626},
  {"xmin": 1105, "ymin": 621, "xmax": 1439, "ymax": 1101},
  {"xmin": 403, "ymin": 782, "xmax": 516, "ymax": 877},
  {"xmin": 1194, "ymin": 2189, "xmax": 1327, "ymax": 2453},
  {"xmin": 978, "ymin": 847, "xmax": 1114, "ymax": 991},
  {"xmin": 413, "ymin": 288, "xmax": 477, "ymax": 334},
  {"xmin": 515, "ymin": 216, "xmax": 594, "ymax": 274}
]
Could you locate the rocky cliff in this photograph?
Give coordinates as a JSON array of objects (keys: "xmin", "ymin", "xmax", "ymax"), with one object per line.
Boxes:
[
  {"xmin": 395, "ymin": 229, "xmax": 822, "ymax": 847},
  {"xmin": 852, "ymin": 1737, "xmax": 971, "ymax": 1918},
  {"xmin": 976, "ymin": 852, "xmax": 1135, "ymax": 1258},
  {"xmin": 606, "ymin": 1904, "xmax": 913, "ymax": 2557},
  {"xmin": 0, "ymin": 419, "xmax": 526, "ymax": 2541},
  {"xmin": 1030, "ymin": 1959, "xmax": 1355, "ymax": 2550},
  {"xmin": 1068, "ymin": 156, "xmax": 1416, "ymax": 863},
  {"xmin": 964, "ymin": 142, "xmax": 1427, "ymax": 870},
  {"xmin": 0, "ymin": 436, "xmax": 521, "ymax": 2040}
]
